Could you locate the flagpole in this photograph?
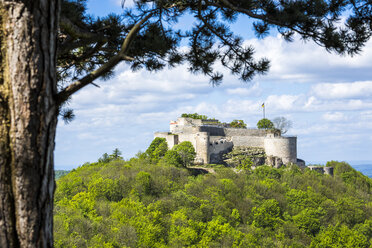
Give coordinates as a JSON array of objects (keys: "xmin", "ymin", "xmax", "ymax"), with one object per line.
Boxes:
[{"xmin": 263, "ymin": 105, "xmax": 265, "ymax": 119}]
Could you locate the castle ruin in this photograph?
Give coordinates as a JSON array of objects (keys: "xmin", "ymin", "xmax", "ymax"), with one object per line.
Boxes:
[{"xmin": 154, "ymin": 117, "xmax": 305, "ymax": 167}]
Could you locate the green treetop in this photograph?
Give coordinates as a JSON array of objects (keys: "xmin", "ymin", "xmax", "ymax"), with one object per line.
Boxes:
[
  {"xmin": 181, "ymin": 113, "xmax": 209, "ymax": 120},
  {"xmin": 173, "ymin": 141, "xmax": 196, "ymax": 167},
  {"xmin": 146, "ymin": 137, "xmax": 168, "ymax": 163},
  {"xmin": 230, "ymin": 119, "xmax": 247, "ymax": 128},
  {"xmin": 257, "ymin": 118, "xmax": 274, "ymax": 129}
]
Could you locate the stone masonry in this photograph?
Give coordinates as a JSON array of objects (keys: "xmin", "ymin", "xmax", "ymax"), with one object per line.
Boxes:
[{"xmin": 154, "ymin": 117, "xmax": 304, "ymax": 166}]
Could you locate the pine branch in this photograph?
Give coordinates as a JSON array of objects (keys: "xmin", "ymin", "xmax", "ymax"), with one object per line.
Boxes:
[
  {"xmin": 58, "ymin": 35, "xmax": 107, "ymax": 56},
  {"xmin": 56, "ymin": 12, "xmax": 154, "ymax": 104},
  {"xmin": 60, "ymin": 16, "xmax": 96, "ymax": 39}
]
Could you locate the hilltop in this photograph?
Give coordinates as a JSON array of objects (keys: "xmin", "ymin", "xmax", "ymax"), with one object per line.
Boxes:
[{"xmin": 54, "ymin": 147, "xmax": 372, "ymax": 247}]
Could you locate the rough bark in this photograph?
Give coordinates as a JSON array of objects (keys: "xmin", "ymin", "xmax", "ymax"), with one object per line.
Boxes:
[{"xmin": 0, "ymin": 0, "xmax": 59, "ymax": 247}]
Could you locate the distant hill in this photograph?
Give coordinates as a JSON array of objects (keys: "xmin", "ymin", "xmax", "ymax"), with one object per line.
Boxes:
[
  {"xmin": 352, "ymin": 164, "xmax": 372, "ymax": 178},
  {"xmin": 54, "ymin": 156, "xmax": 372, "ymax": 247},
  {"xmin": 55, "ymin": 170, "xmax": 70, "ymax": 180}
]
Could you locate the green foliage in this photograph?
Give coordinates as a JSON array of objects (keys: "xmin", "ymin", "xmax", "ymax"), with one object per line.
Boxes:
[
  {"xmin": 145, "ymin": 137, "xmax": 168, "ymax": 163},
  {"xmin": 98, "ymin": 153, "xmax": 111, "ymax": 163},
  {"xmin": 54, "ymin": 160, "xmax": 372, "ymax": 247},
  {"xmin": 310, "ymin": 224, "xmax": 369, "ymax": 247},
  {"xmin": 111, "ymin": 148, "xmax": 122, "ymax": 160},
  {"xmin": 238, "ymin": 157, "xmax": 253, "ymax": 170},
  {"xmin": 230, "ymin": 119, "xmax": 247, "ymax": 128},
  {"xmin": 173, "ymin": 141, "xmax": 196, "ymax": 167},
  {"xmin": 293, "ymin": 208, "xmax": 324, "ymax": 236},
  {"xmin": 252, "ymin": 199, "xmax": 282, "ymax": 229},
  {"xmin": 98, "ymin": 149, "xmax": 123, "ymax": 163},
  {"xmin": 160, "ymin": 150, "xmax": 183, "ymax": 168},
  {"xmin": 257, "ymin": 118, "xmax": 274, "ymax": 129},
  {"xmin": 181, "ymin": 113, "xmax": 209, "ymax": 120}
]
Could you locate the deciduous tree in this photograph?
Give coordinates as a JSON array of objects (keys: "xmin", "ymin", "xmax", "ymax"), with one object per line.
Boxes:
[
  {"xmin": 257, "ymin": 118, "xmax": 274, "ymax": 129},
  {"xmin": 173, "ymin": 141, "xmax": 196, "ymax": 167},
  {"xmin": 273, "ymin": 117, "xmax": 292, "ymax": 134}
]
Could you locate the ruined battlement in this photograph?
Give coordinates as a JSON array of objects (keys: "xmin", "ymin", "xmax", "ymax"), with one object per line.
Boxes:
[{"xmin": 155, "ymin": 117, "xmax": 303, "ymax": 166}]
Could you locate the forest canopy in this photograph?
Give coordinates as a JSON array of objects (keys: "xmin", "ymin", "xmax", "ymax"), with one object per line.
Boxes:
[{"xmin": 54, "ymin": 147, "xmax": 372, "ymax": 247}]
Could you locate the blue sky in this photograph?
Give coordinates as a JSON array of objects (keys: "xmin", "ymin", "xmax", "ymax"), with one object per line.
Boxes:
[{"xmin": 55, "ymin": 0, "xmax": 372, "ymax": 169}]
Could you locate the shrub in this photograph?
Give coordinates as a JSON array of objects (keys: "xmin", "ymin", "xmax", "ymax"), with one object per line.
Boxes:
[
  {"xmin": 146, "ymin": 137, "xmax": 168, "ymax": 163},
  {"xmin": 257, "ymin": 118, "xmax": 274, "ymax": 129},
  {"xmin": 230, "ymin": 119, "xmax": 247, "ymax": 128},
  {"xmin": 161, "ymin": 150, "xmax": 183, "ymax": 167},
  {"xmin": 173, "ymin": 141, "xmax": 196, "ymax": 167},
  {"xmin": 181, "ymin": 113, "xmax": 209, "ymax": 120}
]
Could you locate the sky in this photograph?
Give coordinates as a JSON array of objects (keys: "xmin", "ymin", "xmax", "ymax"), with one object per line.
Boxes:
[{"xmin": 55, "ymin": 0, "xmax": 372, "ymax": 170}]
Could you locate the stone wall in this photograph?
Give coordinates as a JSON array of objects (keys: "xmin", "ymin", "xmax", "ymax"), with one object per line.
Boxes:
[
  {"xmin": 199, "ymin": 126, "xmax": 225, "ymax": 136},
  {"xmin": 155, "ymin": 118, "xmax": 303, "ymax": 166},
  {"xmin": 178, "ymin": 133, "xmax": 197, "ymax": 149},
  {"xmin": 264, "ymin": 136, "xmax": 297, "ymax": 164},
  {"xmin": 154, "ymin": 132, "xmax": 178, "ymax": 148},
  {"xmin": 308, "ymin": 166, "xmax": 334, "ymax": 175},
  {"xmin": 230, "ymin": 136, "xmax": 265, "ymax": 147},
  {"xmin": 195, "ymin": 132, "xmax": 210, "ymax": 164},
  {"xmin": 224, "ymin": 128, "xmax": 267, "ymax": 137},
  {"xmin": 209, "ymin": 138, "xmax": 233, "ymax": 163}
]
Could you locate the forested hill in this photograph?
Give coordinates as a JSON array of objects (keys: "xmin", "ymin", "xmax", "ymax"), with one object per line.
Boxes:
[{"xmin": 54, "ymin": 155, "xmax": 372, "ymax": 247}]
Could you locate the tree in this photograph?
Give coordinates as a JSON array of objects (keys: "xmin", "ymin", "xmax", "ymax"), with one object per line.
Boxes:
[
  {"xmin": 173, "ymin": 141, "xmax": 196, "ymax": 167},
  {"xmin": 181, "ymin": 113, "xmax": 209, "ymax": 120},
  {"xmin": 146, "ymin": 137, "xmax": 168, "ymax": 162},
  {"xmin": 110, "ymin": 148, "xmax": 123, "ymax": 160},
  {"xmin": 98, "ymin": 153, "xmax": 111, "ymax": 163},
  {"xmin": 272, "ymin": 117, "xmax": 292, "ymax": 134},
  {"xmin": 160, "ymin": 150, "xmax": 183, "ymax": 168},
  {"xmin": 257, "ymin": 118, "xmax": 274, "ymax": 129},
  {"xmin": 1, "ymin": 0, "xmax": 372, "ymax": 246},
  {"xmin": 0, "ymin": 1, "xmax": 59, "ymax": 247},
  {"xmin": 230, "ymin": 120, "xmax": 247, "ymax": 128}
]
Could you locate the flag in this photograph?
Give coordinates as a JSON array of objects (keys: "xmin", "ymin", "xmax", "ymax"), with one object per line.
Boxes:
[{"xmin": 261, "ymin": 103, "xmax": 265, "ymax": 108}]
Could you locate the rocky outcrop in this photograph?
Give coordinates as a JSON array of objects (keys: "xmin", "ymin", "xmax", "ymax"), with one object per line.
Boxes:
[
  {"xmin": 222, "ymin": 146, "xmax": 296, "ymax": 168},
  {"xmin": 265, "ymin": 156, "xmax": 284, "ymax": 168},
  {"xmin": 223, "ymin": 147, "xmax": 266, "ymax": 167}
]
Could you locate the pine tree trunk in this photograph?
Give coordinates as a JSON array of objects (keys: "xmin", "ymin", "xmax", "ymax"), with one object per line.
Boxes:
[{"xmin": 0, "ymin": 0, "xmax": 59, "ymax": 247}]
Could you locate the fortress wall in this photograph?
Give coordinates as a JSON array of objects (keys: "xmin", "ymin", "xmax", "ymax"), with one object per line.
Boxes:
[
  {"xmin": 154, "ymin": 132, "xmax": 179, "ymax": 148},
  {"xmin": 170, "ymin": 125, "xmax": 196, "ymax": 133},
  {"xmin": 177, "ymin": 132, "xmax": 209, "ymax": 163},
  {"xmin": 224, "ymin": 128, "xmax": 267, "ymax": 137},
  {"xmin": 209, "ymin": 139, "xmax": 233, "ymax": 156},
  {"xmin": 199, "ymin": 126, "xmax": 225, "ymax": 136},
  {"xmin": 230, "ymin": 136, "xmax": 265, "ymax": 147},
  {"xmin": 264, "ymin": 137, "xmax": 297, "ymax": 164},
  {"xmin": 178, "ymin": 133, "xmax": 197, "ymax": 150},
  {"xmin": 176, "ymin": 117, "xmax": 202, "ymax": 126},
  {"xmin": 195, "ymin": 132, "xmax": 210, "ymax": 164},
  {"xmin": 209, "ymin": 136, "xmax": 226, "ymax": 142}
]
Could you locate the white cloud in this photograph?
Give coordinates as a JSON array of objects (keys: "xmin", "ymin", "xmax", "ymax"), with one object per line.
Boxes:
[
  {"xmin": 312, "ymin": 81, "xmax": 372, "ymax": 99},
  {"xmin": 265, "ymin": 94, "xmax": 303, "ymax": 111},
  {"xmin": 226, "ymin": 82, "xmax": 262, "ymax": 96},
  {"xmin": 248, "ymin": 35, "xmax": 372, "ymax": 84},
  {"xmin": 322, "ymin": 112, "xmax": 346, "ymax": 122},
  {"xmin": 360, "ymin": 111, "xmax": 372, "ymax": 120}
]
